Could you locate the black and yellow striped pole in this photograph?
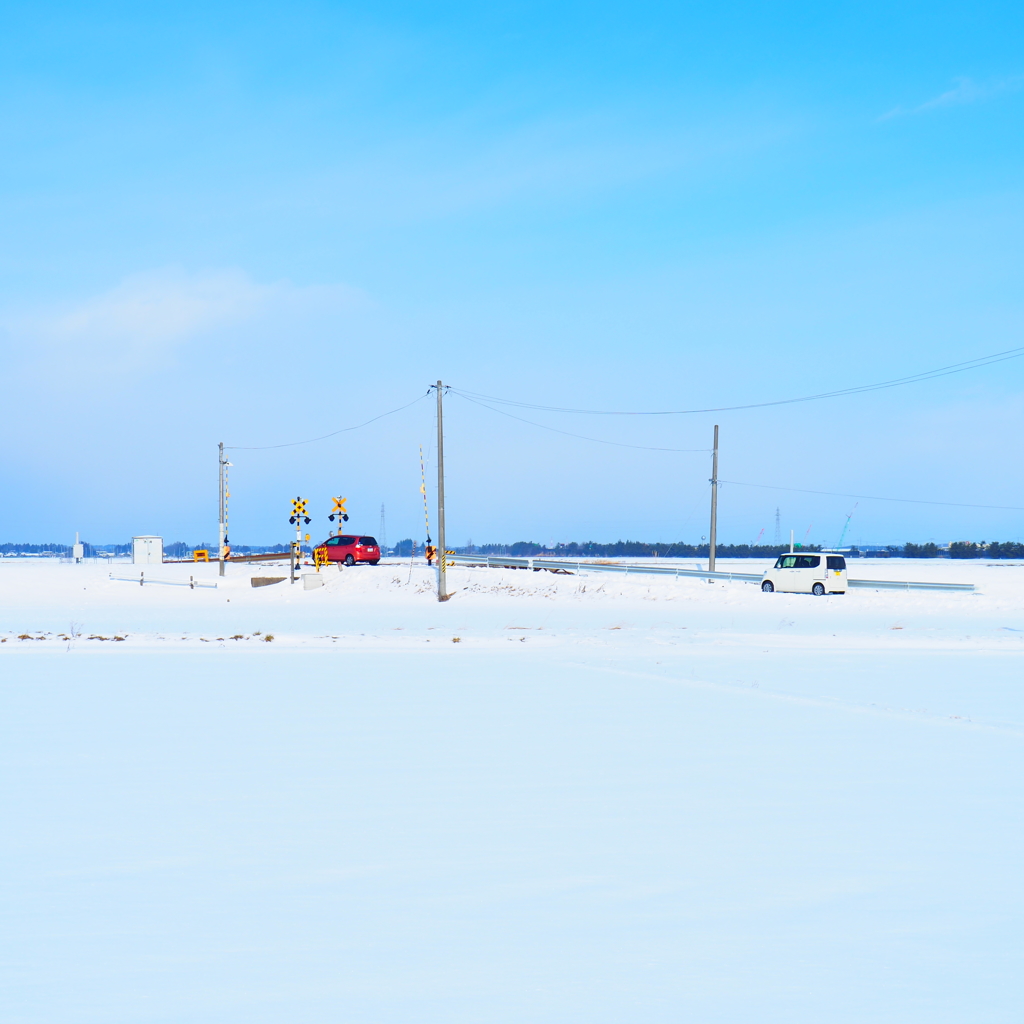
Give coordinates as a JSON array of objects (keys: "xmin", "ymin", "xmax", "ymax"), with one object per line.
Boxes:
[
  {"xmin": 218, "ymin": 442, "xmax": 229, "ymax": 577},
  {"xmin": 289, "ymin": 497, "xmax": 310, "ymax": 583},
  {"xmin": 419, "ymin": 446, "xmax": 431, "ymax": 563},
  {"xmin": 434, "ymin": 380, "xmax": 449, "ymax": 602}
]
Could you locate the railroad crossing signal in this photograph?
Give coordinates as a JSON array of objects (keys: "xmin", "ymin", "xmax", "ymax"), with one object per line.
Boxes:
[
  {"xmin": 289, "ymin": 496, "xmax": 311, "ymax": 525},
  {"xmin": 329, "ymin": 496, "xmax": 349, "ymax": 523}
]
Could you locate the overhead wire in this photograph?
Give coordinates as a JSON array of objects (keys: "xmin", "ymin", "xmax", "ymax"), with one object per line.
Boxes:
[
  {"xmin": 450, "ymin": 343, "xmax": 1024, "ymax": 415},
  {"xmin": 720, "ymin": 479, "xmax": 1024, "ymax": 512},
  {"xmin": 452, "ymin": 391, "xmax": 711, "ymax": 453},
  {"xmin": 220, "ymin": 342, "xmax": 1023, "ymax": 449},
  {"xmin": 216, "ymin": 343, "xmax": 1023, "ymax": 514},
  {"xmin": 226, "ymin": 393, "xmax": 430, "ymax": 450}
]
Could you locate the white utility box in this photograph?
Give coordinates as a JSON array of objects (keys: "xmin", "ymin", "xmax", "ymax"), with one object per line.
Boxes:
[{"xmin": 132, "ymin": 536, "xmax": 163, "ymax": 564}]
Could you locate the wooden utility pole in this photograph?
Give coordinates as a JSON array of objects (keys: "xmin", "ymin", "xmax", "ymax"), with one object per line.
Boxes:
[
  {"xmin": 708, "ymin": 425, "xmax": 719, "ymax": 573},
  {"xmin": 436, "ymin": 381, "xmax": 449, "ymax": 602}
]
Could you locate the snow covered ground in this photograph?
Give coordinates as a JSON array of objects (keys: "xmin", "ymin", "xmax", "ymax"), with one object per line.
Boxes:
[{"xmin": 2, "ymin": 557, "xmax": 1022, "ymax": 1022}]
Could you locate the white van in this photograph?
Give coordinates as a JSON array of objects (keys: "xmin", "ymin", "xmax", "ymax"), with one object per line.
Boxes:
[{"xmin": 761, "ymin": 553, "xmax": 848, "ymax": 595}]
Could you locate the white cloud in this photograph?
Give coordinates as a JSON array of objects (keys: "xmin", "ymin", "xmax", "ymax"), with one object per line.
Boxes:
[
  {"xmin": 879, "ymin": 74, "xmax": 1024, "ymax": 121},
  {"xmin": 48, "ymin": 268, "xmax": 269, "ymax": 347},
  {"xmin": 4, "ymin": 268, "xmax": 365, "ymax": 375}
]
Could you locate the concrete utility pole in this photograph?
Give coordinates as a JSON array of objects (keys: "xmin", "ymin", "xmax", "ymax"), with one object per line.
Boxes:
[
  {"xmin": 218, "ymin": 442, "xmax": 227, "ymax": 577},
  {"xmin": 436, "ymin": 380, "xmax": 449, "ymax": 602},
  {"xmin": 708, "ymin": 425, "xmax": 719, "ymax": 573}
]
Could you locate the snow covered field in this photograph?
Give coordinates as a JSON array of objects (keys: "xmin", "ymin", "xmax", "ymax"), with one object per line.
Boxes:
[{"xmin": 3, "ymin": 558, "xmax": 1023, "ymax": 1022}]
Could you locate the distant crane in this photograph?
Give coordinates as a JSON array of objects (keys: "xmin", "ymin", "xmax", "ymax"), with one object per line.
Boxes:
[
  {"xmin": 836, "ymin": 503, "xmax": 858, "ymax": 549},
  {"xmin": 753, "ymin": 527, "xmax": 765, "ymax": 548}
]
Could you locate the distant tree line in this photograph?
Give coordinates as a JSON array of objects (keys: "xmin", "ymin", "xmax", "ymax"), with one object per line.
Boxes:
[
  {"xmin": 1, "ymin": 541, "xmax": 311, "ymax": 558},
  {"xmin": 902, "ymin": 543, "xmax": 940, "ymax": 558},
  {"xmin": 1, "ymin": 542, "xmax": 74, "ymax": 555},
  {"xmin": 0, "ymin": 542, "xmax": 129, "ymax": 556},
  {"xmin": 164, "ymin": 542, "xmax": 295, "ymax": 558},
  {"xmin": 455, "ymin": 540, "xmax": 1024, "ymax": 559},
  {"xmin": 900, "ymin": 541, "xmax": 1024, "ymax": 559},
  {"xmin": 456, "ymin": 541, "xmax": 823, "ymax": 558},
  {"xmin": 947, "ymin": 541, "xmax": 1024, "ymax": 559},
  {"xmin": 6, "ymin": 539, "xmax": 1024, "ymax": 560}
]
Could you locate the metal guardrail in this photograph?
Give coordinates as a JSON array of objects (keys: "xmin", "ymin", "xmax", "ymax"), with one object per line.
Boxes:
[
  {"xmin": 846, "ymin": 578, "xmax": 973, "ymax": 592},
  {"xmin": 445, "ymin": 554, "xmax": 974, "ymax": 592},
  {"xmin": 452, "ymin": 555, "xmax": 532, "ymax": 569},
  {"xmin": 449, "ymin": 554, "xmax": 762, "ymax": 582},
  {"xmin": 110, "ymin": 573, "xmax": 218, "ymax": 590}
]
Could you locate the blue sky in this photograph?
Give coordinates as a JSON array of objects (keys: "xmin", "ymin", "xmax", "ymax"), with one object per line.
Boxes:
[{"xmin": 2, "ymin": 1, "xmax": 1023, "ymax": 547}]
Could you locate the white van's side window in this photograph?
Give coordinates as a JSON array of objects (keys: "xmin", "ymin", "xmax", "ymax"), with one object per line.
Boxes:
[{"xmin": 776, "ymin": 554, "xmax": 820, "ymax": 569}]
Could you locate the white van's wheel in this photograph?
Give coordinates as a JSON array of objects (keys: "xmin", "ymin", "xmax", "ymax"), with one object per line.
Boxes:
[
  {"xmin": 761, "ymin": 581, "xmax": 774, "ymax": 593},
  {"xmin": 812, "ymin": 582, "xmax": 826, "ymax": 596}
]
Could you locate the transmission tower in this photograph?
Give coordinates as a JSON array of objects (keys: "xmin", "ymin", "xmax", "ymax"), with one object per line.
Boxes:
[
  {"xmin": 773, "ymin": 507, "xmax": 781, "ymax": 546},
  {"xmin": 379, "ymin": 503, "xmax": 387, "ymax": 553},
  {"xmin": 836, "ymin": 503, "xmax": 857, "ymax": 550}
]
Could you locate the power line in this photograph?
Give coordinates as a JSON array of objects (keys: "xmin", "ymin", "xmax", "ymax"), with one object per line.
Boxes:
[
  {"xmin": 450, "ymin": 343, "xmax": 1024, "ymax": 415},
  {"xmin": 225, "ymin": 393, "xmax": 430, "ymax": 450},
  {"xmin": 452, "ymin": 391, "xmax": 711, "ymax": 453},
  {"xmin": 721, "ymin": 479, "xmax": 1024, "ymax": 512}
]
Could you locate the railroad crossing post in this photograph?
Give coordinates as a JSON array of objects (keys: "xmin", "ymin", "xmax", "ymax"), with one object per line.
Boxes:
[
  {"xmin": 218, "ymin": 442, "xmax": 228, "ymax": 577},
  {"xmin": 708, "ymin": 425, "xmax": 719, "ymax": 573},
  {"xmin": 436, "ymin": 380, "xmax": 449, "ymax": 602},
  {"xmin": 329, "ymin": 497, "xmax": 349, "ymax": 536},
  {"xmin": 289, "ymin": 497, "xmax": 310, "ymax": 583}
]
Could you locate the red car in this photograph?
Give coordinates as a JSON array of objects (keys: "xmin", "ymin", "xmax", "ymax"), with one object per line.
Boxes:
[{"xmin": 315, "ymin": 535, "xmax": 381, "ymax": 566}]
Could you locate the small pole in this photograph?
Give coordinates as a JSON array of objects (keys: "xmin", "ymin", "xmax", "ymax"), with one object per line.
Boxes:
[
  {"xmin": 419, "ymin": 446, "xmax": 432, "ymax": 561},
  {"xmin": 436, "ymin": 380, "xmax": 449, "ymax": 602},
  {"xmin": 790, "ymin": 529, "xmax": 795, "ymax": 553},
  {"xmin": 218, "ymin": 442, "xmax": 226, "ymax": 577},
  {"xmin": 708, "ymin": 425, "xmax": 719, "ymax": 573}
]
